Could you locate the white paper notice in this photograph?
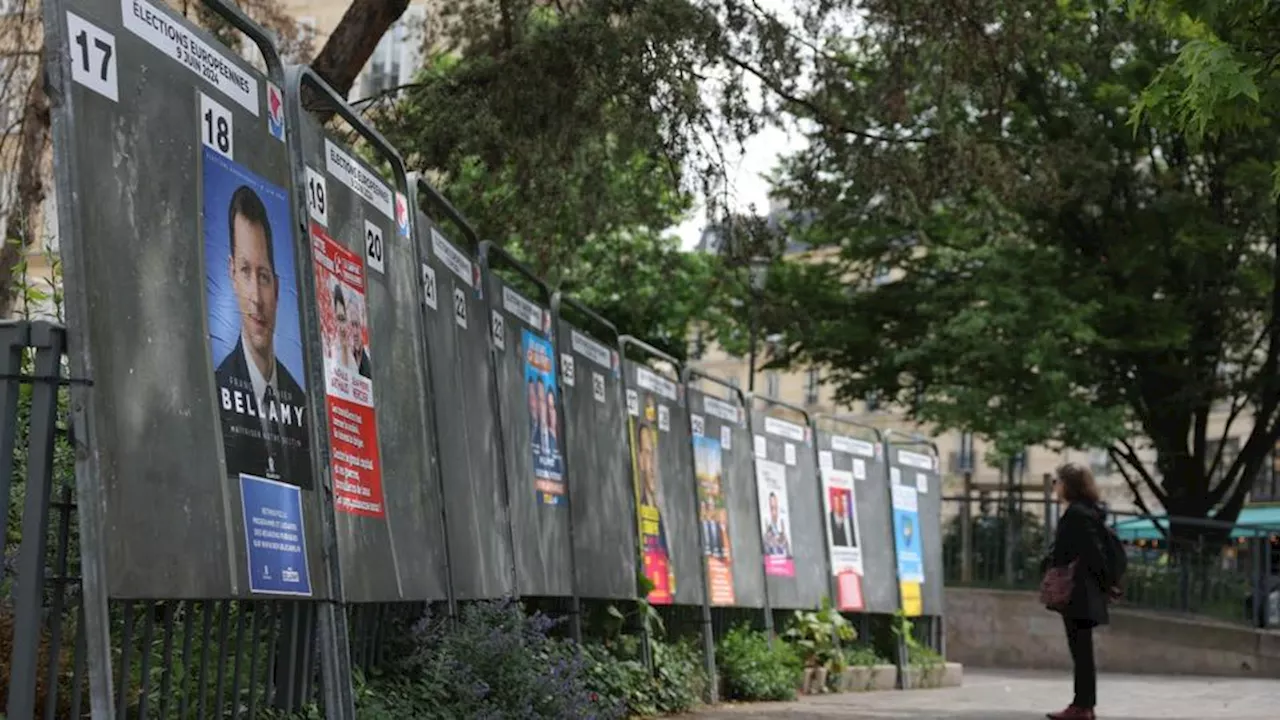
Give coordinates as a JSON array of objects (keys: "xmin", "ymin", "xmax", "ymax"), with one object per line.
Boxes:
[
  {"xmin": 818, "ymin": 451, "xmax": 834, "ymax": 472},
  {"xmin": 916, "ymin": 472, "xmax": 928, "ymax": 494},
  {"xmin": 853, "ymin": 458, "xmax": 867, "ymax": 481},
  {"xmin": 891, "ymin": 467, "xmax": 902, "ymax": 485},
  {"xmin": 754, "ymin": 435, "xmax": 767, "ymax": 459},
  {"xmin": 721, "ymin": 425, "xmax": 732, "ymax": 450},
  {"xmin": 784, "ymin": 443, "xmax": 797, "ymax": 466}
]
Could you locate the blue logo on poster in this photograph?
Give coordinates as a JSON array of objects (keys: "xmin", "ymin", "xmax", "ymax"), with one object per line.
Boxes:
[
  {"xmin": 893, "ymin": 507, "xmax": 924, "ymax": 583},
  {"xmin": 240, "ymin": 474, "xmax": 312, "ymax": 596}
]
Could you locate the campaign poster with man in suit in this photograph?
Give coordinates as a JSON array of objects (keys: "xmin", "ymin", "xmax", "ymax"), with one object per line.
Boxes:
[
  {"xmin": 757, "ymin": 459, "xmax": 795, "ymax": 577},
  {"xmin": 524, "ymin": 329, "xmax": 565, "ymax": 506},
  {"xmin": 694, "ymin": 434, "xmax": 734, "ymax": 605},
  {"xmin": 821, "ymin": 458, "xmax": 865, "ymax": 610},
  {"xmin": 204, "ymin": 148, "xmax": 312, "ymax": 489}
]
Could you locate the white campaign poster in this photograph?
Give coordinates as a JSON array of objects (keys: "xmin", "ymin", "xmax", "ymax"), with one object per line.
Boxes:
[
  {"xmin": 823, "ymin": 466, "xmax": 863, "ymax": 575},
  {"xmin": 756, "ymin": 459, "xmax": 795, "ymax": 577}
]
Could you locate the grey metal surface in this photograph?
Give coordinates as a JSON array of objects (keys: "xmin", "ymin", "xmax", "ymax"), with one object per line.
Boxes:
[
  {"xmin": 625, "ymin": 359, "xmax": 704, "ymax": 607},
  {"xmin": 484, "ymin": 269, "xmax": 573, "ymax": 597},
  {"xmin": 814, "ymin": 420, "xmax": 897, "ymax": 615},
  {"xmin": 751, "ymin": 406, "xmax": 828, "ymax": 610},
  {"xmin": 556, "ymin": 317, "xmax": 635, "ymax": 600},
  {"xmin": 412, "ymin": 212, "xmax": 514, "ymax": 600},
  {"xmin": 290, "ymin": 73, "xmax": 446, "ymax": 603},
  {"xmin": 889, "ymin": 443, "xmax": 945, "ymax": 616},
  {"xmin": 687, "ymin": 388, "xmax": 764, "ymax": 609},
  {"xmin": 46, "ymin": 0, "xmax": 331, "ymax": 601}
]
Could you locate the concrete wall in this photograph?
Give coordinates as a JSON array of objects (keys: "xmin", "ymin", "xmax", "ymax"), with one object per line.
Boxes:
[{"xmin": 946, "ymin": 587, "xmax": 1280, "ymax": 678}]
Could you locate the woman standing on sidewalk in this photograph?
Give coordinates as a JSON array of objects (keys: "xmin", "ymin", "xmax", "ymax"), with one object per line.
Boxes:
[{"xmin": 1041, "ymin": 463, "xmax": 1111, "ymax": 720}]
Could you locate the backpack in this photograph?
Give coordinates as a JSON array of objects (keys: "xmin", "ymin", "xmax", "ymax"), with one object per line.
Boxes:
[{"xmin": 1097, "ymin": 520, "xmax": 1127, "ymax": 594}]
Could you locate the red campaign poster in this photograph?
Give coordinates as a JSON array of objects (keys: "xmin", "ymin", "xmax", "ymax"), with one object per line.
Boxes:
[{"xmin": 311, "ymin": 224, "xmax": 384, "ymax": 517}]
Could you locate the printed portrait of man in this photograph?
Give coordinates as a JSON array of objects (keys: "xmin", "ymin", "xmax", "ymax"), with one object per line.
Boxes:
[
  {"xmin": 213, "ymin": 184, "xmax": 312, "ymax": 487},
  {"xmin": 763, "ymin": 491, "xmax": 791, "ymax": 557},
  {"xmin": 545, "ymin": 387, "xmax": 559, "ymax": 452},
  {"xmin": 829, "ymin": 490, "xmax": 854, "ymax": 548},
  {"xmin": 527, "ymin": 377, "xmax": 541, "ymax": 448},
  {"xmin": 636, "ymin": 422, "xmax": 668, "ymax": 552}
]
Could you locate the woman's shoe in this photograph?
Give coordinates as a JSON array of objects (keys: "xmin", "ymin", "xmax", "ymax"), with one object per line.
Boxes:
[{"xmin": 1047, "ymin": 707, "xmax": 1095, "ymax": 720}]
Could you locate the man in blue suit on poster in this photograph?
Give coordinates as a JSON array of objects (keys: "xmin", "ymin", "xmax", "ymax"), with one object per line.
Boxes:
[{"xmin": 214, "ymin": 185, "xmax": 313, "ymax": 488}]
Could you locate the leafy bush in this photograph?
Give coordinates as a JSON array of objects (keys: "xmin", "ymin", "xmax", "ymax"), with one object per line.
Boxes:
[
  {"xmin": 781, "ymin": 599, "xmax": 856, "ymax": 673},
  {"xmin": 357, "ymin": 600, "xmax": 622, "ymax": 719},
  {"xmin": 842, "ymin": 643, "xmax": 887, "ymax": 668},
  {"xmin": 649, "ymin": 639, "xmax": 705, "ymax": 713},
  {"xmin": 715, "ymin": 624, "xmax": 802, "ymax": 702},
  {"xmin": 582, "ymin": 638, "xmax": 704, "ymax": 718}
]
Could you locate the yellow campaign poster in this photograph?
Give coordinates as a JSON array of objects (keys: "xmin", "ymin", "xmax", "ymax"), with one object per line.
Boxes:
[
  {"xmin": 900, "ymin": 580, "xmax": 923, "ymax": 617},
  {"xmin": 632, "ymin": 395, "xmax": 674, "ymax": 604}
]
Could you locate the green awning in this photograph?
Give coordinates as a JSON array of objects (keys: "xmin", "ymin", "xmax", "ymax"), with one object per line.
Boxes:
[{"xmin": 1112, "ymin": 505, "xmax": 1280, "ymax": 542}]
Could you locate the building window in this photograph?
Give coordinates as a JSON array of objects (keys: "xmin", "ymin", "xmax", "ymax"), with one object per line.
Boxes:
[
  {"xmin": 360, "ymin": 7, "xmax": 426, "ymax": 99},
  {"xmin": 864, "ymin": 390, "xmax": 880, "ymax": 413},
  {"xmin": 1260, "ymin": 443, "xmax": 1280, "ymax": 503},
  {"xmin": 1087, "ymin": 447, "xmax": 1113, "ymax": 478},
  {"xmin": 803, "ymin": 368, "xmax": 820, "ymax": 405},
  {"xmin": 1206, "ymin": 437, "xmax": 1239, "ymax": 487},
  {"xmin": 765, "ymin": 371, "xmax": 780, "ymax": 399},
  {"xmin": 284, "ymin": 17, "xmax": 319, "ymax": 64}
]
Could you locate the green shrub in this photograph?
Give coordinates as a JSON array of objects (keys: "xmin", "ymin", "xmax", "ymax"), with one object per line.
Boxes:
[
  {"xmin": 650, "ymin": 639, "xmax": 705, "ymax": 713},
  {"xmin": 582, "ymin": 636, "xmax": 706, "ymax": 717},
  {"xmin": 842, "ymin": 643, "xmax": 887, "ymax": 668},
  {"xmin": 356, "ymin": 600, "xmax": 623, "ymax": 719},
  {"xmin": 781, "ymin": 598, "xmax": 856, "ymax": 674},
  {"xmin": 715, "ymin": 624, "xmax": 802, "ymax": 702}
]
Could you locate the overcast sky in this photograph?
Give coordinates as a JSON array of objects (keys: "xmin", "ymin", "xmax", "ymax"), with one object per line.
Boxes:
[
  {"xmin": 673, "ymin": 0, "xmax": 810, "ymax": 250},
  {"xmin": 673, "ymin": 123, "xmax": 804, "ymax": 250}
]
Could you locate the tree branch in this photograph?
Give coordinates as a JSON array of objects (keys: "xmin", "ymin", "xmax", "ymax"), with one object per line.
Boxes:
[
  {"xmin": 1110, "ymin": 438, "xmax": 1169, "ymax": 507},
  {"xmin": 0, "ymin": 50, "xmax": 49, "ymax": 317},
  {"xmin": 720, "ymin": 52, "xmax": 929, "ymax": 145},
  {"xmin": 1109, "ymin": 450, "xmax": 1165, "ymax": 533},
  {"xmin": 1211, "ymin": 214, "xmax": 1280, "ymax": 507}
]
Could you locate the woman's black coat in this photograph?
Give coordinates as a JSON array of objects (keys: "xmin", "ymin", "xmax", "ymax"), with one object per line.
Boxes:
[{"xmin": 1042, "ymin": 501, "xmax": 1110, "ymax": 627}]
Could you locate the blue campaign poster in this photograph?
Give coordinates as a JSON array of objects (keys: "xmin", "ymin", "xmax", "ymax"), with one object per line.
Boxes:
[
  {"xmin": 891, "ymin": 483, "xmax": 925, "ymax": 583},
  {"xmin": 240, "ymin": 474, "xmax": 312, "ymax": 596},
  {"xmin": 523, "ymin": 328, "xmax": 566, "ymax": 506}
]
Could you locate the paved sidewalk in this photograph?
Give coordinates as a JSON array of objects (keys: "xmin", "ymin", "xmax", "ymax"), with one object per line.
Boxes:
[{"xmin": 694, "ymin": 669, "xmax": 1280, "ymax": 719}]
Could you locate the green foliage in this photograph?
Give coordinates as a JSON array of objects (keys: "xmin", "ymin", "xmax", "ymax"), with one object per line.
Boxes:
[
  {"xmin": 780, "ymin": 598, "xmax": 856, "ymax": 673},
  {"xmin": 370, "ymin": 0, "xmax": 758, "ymax": 359},
  {"xmin": 1129, "ymin": 1, "xmax": 1280, "ymax": 190},
  {"xmin": 355, "ymin": 600, "xmax": 613, "ymax": 719},
  {"xmin": 891, "ymin": 611, "xmax": 943, "ymax": 673},
  {"xmin": 580, "ymin": 639, "xmax": 705, "ymax": 718},
  {"xmin": 767, "ymin": 0, "xmax": 1280, "ymax": 525},
  {"xmin": 715, "ymin": 624, "xmax": 802, "ymax": 702},
  {"xmin": 841, "ymin": 643, "xmax": 887, "ymax": 669}
]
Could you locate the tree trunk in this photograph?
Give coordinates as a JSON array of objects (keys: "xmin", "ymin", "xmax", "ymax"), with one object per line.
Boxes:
[
  {"xmin": 309, "ymin": 0, "xmax": 410, "ymax": 99},
  {"xmin": 0, "ymin": 51, "xmax": 51, "ymax": 317}
]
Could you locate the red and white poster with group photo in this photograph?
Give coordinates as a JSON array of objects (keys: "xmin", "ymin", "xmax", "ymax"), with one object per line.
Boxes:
[{"xmin": 311, "ymin": 224, "xmax": 384, "ymax": 517}]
